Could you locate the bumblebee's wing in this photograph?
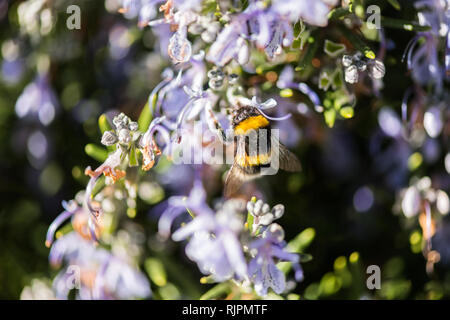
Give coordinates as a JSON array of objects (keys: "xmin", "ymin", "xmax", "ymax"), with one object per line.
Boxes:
[
  {"xmin": 224, "ymin": 139, "xmax": 251, "ymax": 197},
  {"xmin": 276, "ymin": 143, "xmax": 301, "ymax": 172},
  {"xmin": 224, "ymin": 163, "xmax": 247, "ymax": 197}
]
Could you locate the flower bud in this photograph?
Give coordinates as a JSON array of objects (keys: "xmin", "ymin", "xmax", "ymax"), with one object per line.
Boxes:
[
  {"xmin": 118, "ymin": 128, "xmax": 131, "ymax": 144},
  {"xmin": 128, "ymin": 121, "xmax": 138, "ymax": 132},
  {"xmin": 342, "ymin": 55, "xmax": 353, "ymax": 67},
  {"xmin": 101, "ymin": 131, "xmax": 118, "ymax": 146},
  {"xmin": 247, "ymin": 200, "xmax": 255, "ymax": 213},
  {"xmin": 344, "ymin": 65, "xmax": 358, "ymax": 84},
  {"xmin": 368, "ymin": 59, "xmax": 385, "ymax": 79},
  {"xmin": 355, "ymin": 60, "xmax": 367, "ymax": 71},
  {"xmin": 259, "ymin": 213, "xmax": 274, "ymax": 225},
  {"xmin": 253, "ymin": 199, "xmax": 264, "ymax": 216},
  {"xmin": 272, "ymin": 204, "xmax": 285, "ymax": 219}
]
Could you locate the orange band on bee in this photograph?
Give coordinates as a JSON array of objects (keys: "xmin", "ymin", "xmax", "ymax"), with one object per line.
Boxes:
[{"xmin": 234, "ymin": 115, "xmax": 270, "ymax": 134}]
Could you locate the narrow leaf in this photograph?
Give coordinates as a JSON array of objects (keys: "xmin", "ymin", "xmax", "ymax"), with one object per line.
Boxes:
[
  {"xmin": 138, "ymin": 101, "xmax": 153, "ymax": 132},
  {"xmin": 98, "ymin": 114, "xmax": 113, "ymax": 134},
  {"xmin": 387, "ymin": 0, "xmax": 401, "ymax": 10},
  {"xmin": 145, "ymin": 258, "xmax": 168, "ymax": 287},
  {"xmin": 200, "ymin": 282, "xmax": 231, "ymax": 300},
  {"xmin": 85, "ymin": 144, "xmax": 109, "ymax": 162}
]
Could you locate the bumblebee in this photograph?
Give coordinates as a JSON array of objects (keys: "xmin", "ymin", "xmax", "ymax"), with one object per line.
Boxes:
[{"xmin": 206, "ymin": 104, "xmax": 301, "ymax": 197}]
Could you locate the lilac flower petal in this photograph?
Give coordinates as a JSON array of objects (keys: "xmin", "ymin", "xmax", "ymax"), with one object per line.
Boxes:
[
  {"xmin": 158, "ymin": 206, "xmax": 185, "ymax": 239},
  {"xmin": 277, "ymin": 66, "xmax": 295, "ymax": 89},
  {"xmin": 172, "ymin": 215, "xmax": 215, "ymax": 241},
  {"xmin": 271, "ymin": 246, "xmax": 299, "ymax": 263},
  {"xmin": 221, "ymin": 231, "xmax": 248, "ymax": 279},
  {"xmin": 298, "ymin": 83, "xmax": 321, "ymax": 106},
  {"xmin": 45, "ymin": 210, "xmax": 76, "ymax": 248}
]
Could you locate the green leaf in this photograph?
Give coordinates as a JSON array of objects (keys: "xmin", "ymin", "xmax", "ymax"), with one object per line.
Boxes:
[
  {"xmin": 287, "ymin": 228, "xmax": 316, "ymax": 253},
  {"xmin": 297, "ymin": 36, "xmax": 320, "ymax": 73},
  {"xmin": 98, "ymin": 114, "xmax": 112, "ymax": 134},
  {"xmin": 381, "ymin": 16, "xmax": 431, "ymax": 32},
  {"xmin": 319, "ymin": 71, "xmax": 331, "ymax": 91},
  {"xmin": 278, "ymin": 228, "xmax": 316, "ymax": 274},
  {"xmin": 158, "ymin": 283, "xmax": 181, "ymax": 300},
  {"xmin": 387, "ymin": 0, "xmax": 401, "ymax": 10},
  {"xmin": 328, "ymin": 7, "xmax": 351, "ymax": 20},
  {"xmin": 138, "ymin": 101, "xmax": 153, "ymax": 132},
  {"xmin": 293, "ymin": 20, "xmax": 304, "ymax": 38},
  {"xmin": 246, "ymin": 211, "xmax": 254, "ymax": 232},
  {"xmin": 324, "ymin": 109, "xmax": 336, "ymax": 128},
  {"xmin": 292, "ymin": 38, "xmax": 301, "ymax": 49},
  {"xmin": 340, "ymin": 106, "xmax": 354, "ymax": 119},
  {"xmin": 202, "ymin": 0, "xmax": 218, "ymax": 14},
  {"xmin": 91, "ymin": 175, "xmax": 106, "ymax": 197},
  {"xmin": 128, "ymin": 145, "xmax": 138, "ymax": 167},
  {"xmin": 145, "ymin": 258, "xmax": 167, "ymax": 287},
  {"xmin": 324, "ymin": 40, "xmax": 346, "ymax": 58},
  {"xmin": 199, "ymin": 282, "xmax": 231, "ymax": 300},
  {"xmin": 331, "ymin": 69, "xmax": 343, "ymax": 89},
  {"xmin": 280, "ymin": 88, "xmax": 294, "ymax": 98},
  {"xmin": 350, "ymin": 0, "xmax": 365, "ymax": 18},
  {"xmin": 339, "ymin": 26, "xmax": 376, "ymax": 59},
  {"xmin": 85, "ymin": 144, "xmax": 109, "ymax": 162}
]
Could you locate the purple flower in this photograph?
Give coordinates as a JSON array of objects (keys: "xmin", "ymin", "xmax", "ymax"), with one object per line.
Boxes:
[
  {"xmin": 207, "ymin": 3, "xmax": 294, "ymax": 65},
  {"xmin": 172, "ymin": 198, "xmax": 248, "ymax": 281},
  {"xmin": 158, "ymin": 180, "xmax": 248, "ymax": 281},
  {"xmin": 247, "ymin": 6, "xmax": 293, "ymax": 59},
  {"xmin": 50, "ymin": 232, "xmax": 151, "ymax": 300},
  {"xmin": 152, "ymin": 53, "xmax": 207, "ymax": 120},
  {"xmin": 404, "ymin": 0, "xmax": 450, "ymax": 90},
  {"xmin": 248, "ymin": 224, "xmax": 303, "ymax": 296},
  {"xmin": 45, "ymin": 200, "xmax": 103, "ymax": 248},
  {"xmin": 151, "ymin": 23, "xmax": 173, "ymax": 57},
  {"xmin": 84, "ymin": 148, "xmax": 125, "ymax": 220},
  {"xmin": 158, "ymin": 177, "xmax": 215, "ymax": 238},
  {"xmin": 404, "ymin": 33, "xmax": 443, "ymax": 92},
  {"xmin": 15, "ymin": 74, "xmax": 58, "ymax": 126},
  {"xmin": 119, "ymin": 0, "xmax": 162, "ymax": 25},
  {"xmin": 272, "ymin": 0, "xmax": 337, "ymax": 27},
  {"xmin": 206, "ymin": 20, "xmax": 249, "ymax": 66},
  {"xmin": 415, "ymin": 0, "xmax": 449, "ymax": 37}
]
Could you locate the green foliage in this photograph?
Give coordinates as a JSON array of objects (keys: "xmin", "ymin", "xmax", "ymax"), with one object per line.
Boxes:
[
  {"xmin": 138, "ymin": 101, "xmax": 153, "ymax": 132},
  {"xmin": 145, "ymin": 258, "xmax": 168, "ymax": 287},
  {"xmin": 85, "ymin": 144, "xmax": 109, "ymax": 162},
  {"xmin": 324, "ymin": 40, "xmax": 346, "ymax": 58},
  {"xmin": 278, "ymin": 228, "xmax": 315, "ymax": 274}
]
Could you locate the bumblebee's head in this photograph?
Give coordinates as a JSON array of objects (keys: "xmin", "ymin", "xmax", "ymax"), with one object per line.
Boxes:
[{"xmin": 231, "ymin": 106, "xmax": 262, "ymax": 128}]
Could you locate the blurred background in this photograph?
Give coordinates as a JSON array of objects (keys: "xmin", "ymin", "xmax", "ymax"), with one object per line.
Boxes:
[{"xmin": 0, "ymin": 0, "xmax": 449, "ymax": 299}]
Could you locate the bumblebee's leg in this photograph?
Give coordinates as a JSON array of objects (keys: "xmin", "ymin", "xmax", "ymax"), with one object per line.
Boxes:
[{"xmin": 204, "ymin": 104, "xmax": 233, "ymax": 146}]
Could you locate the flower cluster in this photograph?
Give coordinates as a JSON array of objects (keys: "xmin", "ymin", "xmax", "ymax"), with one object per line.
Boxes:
[
  {"xmin": 159, "ymin": 181, "xmax": 305, "ymax": 296},
  {"xmin": 342, "ymin": 53, "xmax": 386, "ymax": 84},
  {"xmin": 7, "ymin": 0, "xmax": 447, "ymax": 301}
]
